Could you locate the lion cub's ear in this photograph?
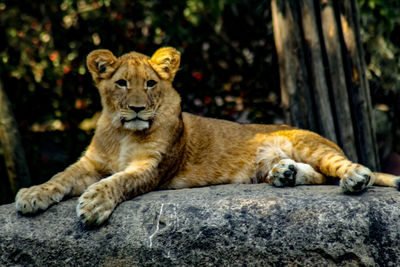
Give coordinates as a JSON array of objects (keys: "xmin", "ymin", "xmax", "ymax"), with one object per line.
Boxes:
[
  {"xmin": 86, "ymin": 49, "xmax": 118, "ymax": 83},
  {"xmin": 149, "ymin": 47, "xmax": 180, "ymax": 82}
]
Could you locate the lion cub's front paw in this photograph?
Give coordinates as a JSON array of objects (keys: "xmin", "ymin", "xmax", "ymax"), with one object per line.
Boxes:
[
  {"xmin": 15, "ymin": 185, "xmax": 63, "ymax": 214},
  {"xmin": 76, "ymin": 181, "xmax": 116, "ymax": 226},
  {"xmin": 340, "ymin": 165, "xmax": 375, "ymax": 193},
  {"xmin": 267, "ymin": 159, "xmax": 297, "ymax": 187}
]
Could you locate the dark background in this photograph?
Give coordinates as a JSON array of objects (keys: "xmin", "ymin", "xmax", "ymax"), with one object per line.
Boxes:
[{"xmin": 1, "ymin": 0, "xmax": 400, "ymax": 203}]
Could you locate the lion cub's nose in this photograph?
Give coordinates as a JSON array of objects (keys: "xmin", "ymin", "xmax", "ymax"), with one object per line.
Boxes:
[{"xmin": 128, "ymin": 105, "xmax": 146, "ymax": 113}]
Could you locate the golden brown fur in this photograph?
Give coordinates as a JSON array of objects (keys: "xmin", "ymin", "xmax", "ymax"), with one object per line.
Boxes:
[{"xmin": 15, "ymin": 47, "xmax": 400, "ymax": 226}]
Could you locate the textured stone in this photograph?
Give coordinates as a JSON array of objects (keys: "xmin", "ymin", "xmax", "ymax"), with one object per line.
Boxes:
[{"xmin": 1, "ymin": 184, "xmax": 400, "ymax": 266}]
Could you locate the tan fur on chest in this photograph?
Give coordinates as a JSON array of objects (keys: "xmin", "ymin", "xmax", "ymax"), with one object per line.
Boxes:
[{"xmin": 115, "ymin": 136, "xmax": 162, "ymax": 172}]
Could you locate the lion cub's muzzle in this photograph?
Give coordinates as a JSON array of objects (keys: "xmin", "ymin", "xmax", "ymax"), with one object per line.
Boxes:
[{"xmin": 119, "ymin": 106, "xmax": 153, "ymax": 131}]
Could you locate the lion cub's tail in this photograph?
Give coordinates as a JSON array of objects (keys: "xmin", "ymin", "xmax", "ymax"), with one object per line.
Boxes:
[{"xmin": 373, "ymin": 172, "xmax": 400, "ymax": 190}]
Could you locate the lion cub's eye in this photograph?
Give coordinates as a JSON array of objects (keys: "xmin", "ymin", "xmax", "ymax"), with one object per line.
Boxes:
[
  {"xmin": 115, "ymin": 79, "xmax": 128, "ymax": 87},
  {"xmin": 146, "ymin": 80, "xmax": 157, "ymax": 88}
]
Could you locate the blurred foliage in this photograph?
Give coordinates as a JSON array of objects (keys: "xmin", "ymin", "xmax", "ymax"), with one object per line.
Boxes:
[
  {"xmin": 0, "ymin": 0, "xmax": 399, "ymax": 204},
  {"xmin": 358, "ymin": 0, "xmax": 400, "ymax": 154}
]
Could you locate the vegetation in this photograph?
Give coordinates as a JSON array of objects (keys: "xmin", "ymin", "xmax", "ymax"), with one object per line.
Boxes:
[
  {"xmin": 358, "ymin": 0, "xmax": 400, "ymax": 155},
  {"xmin": 0, "ymin": 0, "xmax": 399, "ymax": 203}
]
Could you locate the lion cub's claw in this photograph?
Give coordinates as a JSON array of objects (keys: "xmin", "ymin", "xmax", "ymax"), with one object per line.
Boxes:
[
  {"xmin": 268, "ymin": 159, "xmax": 298, "ymax": 187},
  {"xmin": 340, "ymin": 165, "xmax": 374, "ymax": 193},
  {"xmin": 76, "ymin": 182, "xmax": 115, "ymax": 226}
]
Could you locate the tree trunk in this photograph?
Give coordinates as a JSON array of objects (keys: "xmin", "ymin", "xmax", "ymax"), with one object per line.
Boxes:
[
  {"xmin": 271, "ymin": 0, "xmax": 380, "ymax": 171},
  {"xmin": 0, "ymin": 80, "xmax": 31, "ymax": 197}
]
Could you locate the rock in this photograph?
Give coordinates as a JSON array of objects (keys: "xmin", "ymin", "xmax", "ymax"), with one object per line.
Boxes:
[{"xmin": 1, "ymin": 184, "xmax": 400, "ymax": 266}]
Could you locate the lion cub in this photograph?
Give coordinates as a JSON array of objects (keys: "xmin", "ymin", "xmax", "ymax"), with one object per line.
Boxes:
[{"xmin": 16, "ymin": 47, "xmax": 400, "ymax": 226}]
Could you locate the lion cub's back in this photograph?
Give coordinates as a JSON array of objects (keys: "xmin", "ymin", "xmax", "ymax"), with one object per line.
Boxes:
[
  {"xmin": 182, "ymin": 112, "xmax": 292, "ymax": 135},
  {"xmin": 181, "ymin": 112, "xmax": 294, "ymax": 144}
]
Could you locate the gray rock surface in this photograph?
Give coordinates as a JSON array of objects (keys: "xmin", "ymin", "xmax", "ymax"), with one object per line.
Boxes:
[{"xmin": 1, "ymin": 184, "xmax": 400, "ymax": 266}]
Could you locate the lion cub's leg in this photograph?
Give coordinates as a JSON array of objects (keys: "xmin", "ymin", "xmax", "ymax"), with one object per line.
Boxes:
[
  {"xmin": 257, "ymin": 134, "xmax": 374, "ymax": 193},
  {"xmin": 266, "ymin": 159, "xmax": 326, "ymax": 187},
  {"xmin": 317, "ymin": 156, "xmax": 374, "ymax": 193},
  {"xmin": 15, "ymin": 156, "xmax": 102, "ymax": 214},
  {"xmin": 292, "ymin": 133, "xmax": 374, "ymax": 193},
  {"xmin": 76, "ymin": 159, "xmax": 159, "ymax": 226}
]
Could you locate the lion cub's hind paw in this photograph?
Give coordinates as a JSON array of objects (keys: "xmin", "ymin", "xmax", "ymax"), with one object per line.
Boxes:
[
  {"xmin": 267, "ymin": 159, "xmax": 297, "ymax": 187},
  {"xmin": 340, "ymin": 165, "xmax": 374, "ymax": 194}
]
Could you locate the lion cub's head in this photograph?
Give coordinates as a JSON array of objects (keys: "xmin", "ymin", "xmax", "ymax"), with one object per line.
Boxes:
[{"xmin": 87, "ymin": 47, "xmax": 180, "ymax": 131}]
